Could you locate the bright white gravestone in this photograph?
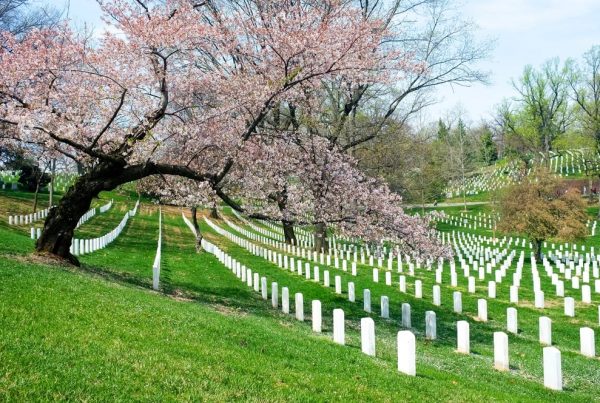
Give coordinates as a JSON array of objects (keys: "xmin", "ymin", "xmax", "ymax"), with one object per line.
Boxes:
[
  {"xmin": 348, "ymin": 282, "xmax": 355, "ymax": 302},
  {"xmin": 415, "ymin": 280, "xmax": 422, "ymax": 299},
  {"xmin": 539, "ymin": 316, "xmax": 552, "ymax": 345},
  {"xmin": 261, "ymin": 277, "xmax": 268, "ymax": 300},
  {"xmin": 397, "ymin": 331, "xmax": 416, "ymax": 376},
  {"xmin": 433, "ymin": 285, "xmax": 441, "ymax": 306},
  {"xmin": 453, "ymin": 292, "xmax": 462, "ymax": 314},
  {"xmin": 580, "ymin": 327, "xmax": 595, "ymax": 358},
  {"xmin": 507, "ymin": 307, "xmax": 518, "ymax": 334},
  {"xmin": 543, "ymin": 347, "xmax": 562, "ymax": 391},
  {"xmin": 364, "ymin": 289, "xmax": 371, "ymax": 313},
  {"xmin": 493, "ymin": 332, "xmax": 509, "ymax": 371},
  {"xmin": 402, "ymin": 303, "xmax": 411, "ymax": 328},
  {"xmin": 271, "ymin": 282, "xmax": 278, "ymax": 308},
  {"xmin": 477, "ymin": 299, "xmax": 488, "ymax": 322},
  {"xmin": 333, "ymin": 309, "xmax": 345, "ymax": 345},
  {"xmin": 324, "ymin": 270, "xmax": 330, "ymax": 287},
  {"xmin": 335, "ymin": 276, "xmax": 342, "ymax": 294},
  {"xmin": 564, "ymin": 297, "xmax": 575, "ymax": 317},
  {"xmin": 312, "ymin": 300, "xmax": 322, "ymax": 332},
  {"xmin": 488, "ymin": 281, "xmax": 496, "ymax": 298},
  {"xmin": 295, "ymin": 293, "xmax": 304, "ymax": 321},
  {"xmin": 425, "ymin": 311, "xmax": 436, "ymax": 340},
  {"xmin": 381, "ymin": 296, "xmax": 389, "ymax": 319},
  {"xmin": 361, "ymin": 317, "xmax": 376, "ymax": 357},
  {"xmin": 457, "ymin": 321, "xmax": 470, "ymax": 354},
  {"xmin": 282, "ymin": 287, "xmax": 289, "ymax": 314}
]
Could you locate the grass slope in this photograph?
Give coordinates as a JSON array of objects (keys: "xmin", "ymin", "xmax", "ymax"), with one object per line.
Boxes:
[{"xmin": 0, "ymin": 191, "xmax": 598, "ymax": 401}]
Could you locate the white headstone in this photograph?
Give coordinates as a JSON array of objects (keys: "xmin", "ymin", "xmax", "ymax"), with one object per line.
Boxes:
[
  {"xmin": 580, "ymin": 327, "xmax": 596, "ymax": 358},
  {"xmin": 333, "ymin": 309, "xmax": 345, "ymax": 345},
  {"xmin": 582, "ymin": 285, "xmax": 592, "ymax": 304},
  {"xmin": 488, "ymin": 281, "xmax": 496, "ymax": 299},
  {"xmin": 457, "ymin": 321, "xmax": 470, "ymax": 354},
  {"xmin": 564, "ymin": 297, "xmax": 575, "ymax": 317},
  {"xmin": 295, "ymin": 293, "xmax": 304, "ymax": 321},
  {"xmin": 507, "ymin": 307, "xmax": 518, "ymax": 334},
  {"xmin": 493, "ymin": 332, "xmax": 509, "ymax": 371},
  {"xmin": 335, "ymin": 275, "xmax": 342, "ymax": 294},
  {"xmin": 271, "ymin": 282, "xmax": 278, "ymax": 308},
  {"xmin": 282, "ymin": 287, "xmax": 289, "ymax": 314},
  {"xmin": 425, "ymin": 311, "xmax": 436, "ymax": 340},
  {"xmin": 534, "ymin": 291, "xmax": 545, "ymax": 309},
  {"xmin": 433, "ymin": 285, "xmax": 441, "ymax": 306},
  {"xmin": 543, "ymin": 347, "xmax": 562, "ymax": 391},
  {"xmin": 364, "ymin": 289, "xmax": 371, "ymax": 313},
  {"xmin": 348, "ymin": 282, "xmax": 355, "ymax": 302},
  {"xmin": 312, "ymin": 300, "xmax": 321, "ymax": 332},
  {"xmin": 261, "ymin": 277, "xmax": 268, "ymax": 300},
  {"xmin": 509, "ymin": 286, "xmax": 518, "ymax": 304},
  {"xmin": 397, "ymin": 331, "xmax": 416, "ymax": 376},
  {"xmin": 324, "ymin": 270, "xmax": 330, "ymax": 287},
  {"xmin": 415, "ymin": 280, "xmax": 422, "ymax": 299},
  {"xmin": 361, "ymin": 317, "xmax": 376, "ymax": 356},
  {"xmin": 477, "ymin": 299, "xmax": 488, "ymax": 322},
  {"xmin": 381, "ymin": 296, "xmax": 389, "ymax": 318},
  {"xmin": 402, "ymin": 303, "xmax": 411, "ymax": 328},
  {"xmin": 539, "ymin": 316, "xmax": 552, "ymax": 345},
  {"xmin": 453, "ymin": 291, "xmax": 462, "ymax": 314}
]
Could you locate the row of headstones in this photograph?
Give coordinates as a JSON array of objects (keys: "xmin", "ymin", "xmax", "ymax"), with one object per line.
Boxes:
[
  {"xmin": 69, "ymin": 200, "xmax": 139, "ymax": 256},
  {"xmin": 213, "ymin": 216, "xmax": 599, "ymax": 388},
  {"xmin": 8, "ymin": 206, "xmax": 52, "ymax": 226},
  {"xmin": 238, "ymin": 215, "xmax": 599, "ymax": 317},
  {"xmin": 225, "ymin": 216, "xmax": 600, "ymax": 357},
  {"xmin": 217, "ymin": 225, "xmax": 582, "ymax": 390},
  {"xmin": 253, "ymin": 214, "xmax": 314, "ymax": 245},
  {"xmin": 213, "ymin": 220, "xmax": 429, "ymax": 375},
  {"xmin": 447, "ymin": 230, "xmax": 600, "ymax": 301},
  {"xmin": 229, "ymin": 211, "xmax": 599, "ymax": 338},
  {"xmin": 75, "ymin": 199, "xmax": 113, "ymax": 229}
]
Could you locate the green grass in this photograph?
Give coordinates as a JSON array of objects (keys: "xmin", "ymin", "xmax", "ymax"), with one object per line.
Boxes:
[{"xmin": 0, "ymin": 191, "xmax": 598, "ymax": 401}]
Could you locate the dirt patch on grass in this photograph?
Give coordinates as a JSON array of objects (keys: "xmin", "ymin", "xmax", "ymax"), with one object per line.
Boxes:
[
  {"xmin": 10, "ymin": 252, "xmax": 76, "ymax": 268},
  {"xmin": 212, "ymin": 303, "xmax": 248, "ymax": 317}
]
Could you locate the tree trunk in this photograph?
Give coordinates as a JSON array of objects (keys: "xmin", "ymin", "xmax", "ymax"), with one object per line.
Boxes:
[
  {"xmin": 532, "ymin": 239, "xmax": 543, "ymax": 261},
  {"xmin": 36, "ymin": 176, "xmax": 105, "ymax": 265},
  {"xmin": 314, "ymin": 222, "xmax": 328, "ymax": 253},
  {"xmin": 275, "ymin": 186, "xmax": 296, "ymax": 245},
  {"xmin": 191, "ymin": 206, "xmax": 203, "ymax": 252},
  {"xmin": 49, "ymin": 158, "xmax": 55, "ymax": 207},
  {"xmin": 32, "ymin": 176, "xmax": 40, "ymax": 214},
  {"xmin": 282, "ymin": 220, "xmax": 297, "ymax": 245},
  {"xmin": 210, "ymin": 204, "xmax": 219, "ymax": 219}
]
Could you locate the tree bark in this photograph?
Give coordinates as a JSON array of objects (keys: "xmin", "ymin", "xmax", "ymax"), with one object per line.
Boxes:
[
  {"xmin": 314, "ymin": 222, "xmax": 328, "ymax": 253},
  {"xmin": 36, "ymin": 174, "xmax": 106, "ymax": 265},
  {"xmin": 191, "ymin": 206, "xmax": 203, "ymax": 252},
  {"xmin": 532, "ymin": 239, "xmax": 543, "ymax": 261},
  {"xmin": 49, "ymin": 158, "xmax": 55, "ymax": 207},
  {"xmin": 209, "ymin": 204, "xmax": 219, "ymax": 219},
  {"xmin": 276, "ymin": 187, "xmax": 296, "ymax": 245},
  {"xmin": 282, "ymin": 220, "xmax": 297, "ymax": 245},
  {"xmin": 32, "ymin": 175, "xmax": 40, "ymax": 214}
]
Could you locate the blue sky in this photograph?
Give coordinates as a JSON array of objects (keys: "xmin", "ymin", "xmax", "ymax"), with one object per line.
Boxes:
[{"xmin": 47, "ymin": 0, "xmax": 600, "ymax": 123}]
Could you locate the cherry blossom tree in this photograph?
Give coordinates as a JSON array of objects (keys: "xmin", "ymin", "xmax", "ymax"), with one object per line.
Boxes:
[{"xmin": 0, "ymin": 0, "xmax": 389, "ymax": 263}]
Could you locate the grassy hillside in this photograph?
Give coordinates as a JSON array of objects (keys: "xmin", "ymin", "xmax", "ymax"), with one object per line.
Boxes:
[{"xmin": 0, "ymin": 190, "xmax": 598, "ymax": 401}]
